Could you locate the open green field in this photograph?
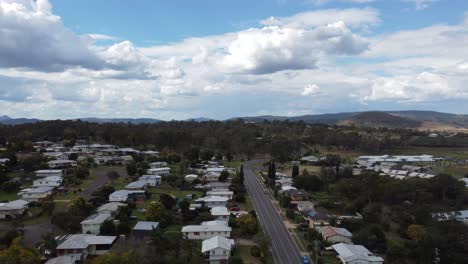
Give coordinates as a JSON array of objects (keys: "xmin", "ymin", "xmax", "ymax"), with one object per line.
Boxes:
[
  {"xmin": 0, "ymin": 192, "xmax": 18, "ymax": 202},
  {"xmin": 432, "ymin": 164, "xmax": 468, "ymax": 179},
  {"xmin": 233, "ymin": 245, "xmax": 263, "ymax": 264}
]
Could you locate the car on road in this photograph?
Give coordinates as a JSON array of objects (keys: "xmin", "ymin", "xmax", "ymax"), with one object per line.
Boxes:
[
  {"xmin": 302, "ymin": 255, "xmax": 310, "ymax": 264},
  {"xmin": 264, "ymin": 190, "xmax": 269, "ymax": 194}
]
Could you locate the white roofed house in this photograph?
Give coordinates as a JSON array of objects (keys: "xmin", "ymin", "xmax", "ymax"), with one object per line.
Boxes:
[
  {"xmin": 206, "ymin": 182, "xmax": 230, "ymax": 191},
  {"xmin": 185, "ymin": 174, "xmax": 199, "ymax": 182},
  {"xmin": 0, "ymin": 200, "xmax": 29, "ymax": 220},
  {"xmin": 55, "ymin": 234, "xmax": 118, "ymax": 263},
  {"xmin": 202, "ymin": 236, "xmax": 235, "ymax": 264},
  {"xmin": 203, "ymin": 172, "xmax": 221, "ymax": 182},
  {"xmin": 182, "ymin": 220, "xmax": 231, "ymax": 240},
  {"xmin": 0, "ymin": 158, "xmax": 10, "ymax": 165},
  {"xmin": 210, "ymin": 206, "xmax": 230, "ymax": 221},
  {"xmin": 33, "ymin": 176, "xmax": 63, "ymax": 188},
  {"xmin": 18, "ymin": 186, "xmax": 54, "ymax": 201},
  {"xmin": 146, "ymin": 167, "xmax": 171, "ymax": 176},
  {"xmin": 81, "ymin": 213, "xmax": 112, "ymax": 235},
  {"xmin": 109, "ymin": 190, "xmax": 146, "ymax": 203},
  {"xmin": 48, "ymin": 159, "xmax": 77, "ymax": 169},
  {"xmin": 206, "ymin": 190, "xmax": 234, "ymax": 200},
  {"xmin": 96, "ymin": 202, "xmax": 126, "ymax": 216},
  {"xmin": 139, "ymin": 175, "xmax": 161, "ymax": 187},
  {"xmin": 331, "ymin": 243, "xmax": 384, "ymax": 264},
  {"xmin": 195, "ymin": 196, "xmax": 229, "ymax": 208},
  {"xmin": 150, "ymin": 161, "xmax": 168, "ymax": 168},
  {"xmin": 124, "ymin": 180, "xmax": 148, "ymax": 190},
  {"xmin": 35, "ymin": 169, "xmax": 63, "ymax": 178}
]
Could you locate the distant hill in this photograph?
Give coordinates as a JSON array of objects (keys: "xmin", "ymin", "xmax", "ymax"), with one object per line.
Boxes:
[
  {"xmin": 338, "ymin": 111, "xmax": 422, "ymax": 128},
  {"xmin": 0, "ymin": 115, "xmax": 40, "ymax": 125},
  {"xmin": 76, "ymin": 117, "xmax": 162, "ymax": 124},
  {"xmin": 1, "ymin": 111, "xmax": 468, "ymax": 131}
]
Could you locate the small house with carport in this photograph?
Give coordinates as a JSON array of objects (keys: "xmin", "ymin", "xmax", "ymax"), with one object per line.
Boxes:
[
  {"xmin": 195, "ymin": 196, "xmax": 229, "ymax": 208},
  {"xmin": 203, "ymin": 172, "xmax": 221, "ymax": 182},
  {"xmin": 18, "ymin": 186, "xmax": 54, "ymax": 201},
  {"xmin": 146, "ymin": 167, "xmax": 171, "ymax": 176},
  {"xmin": 124, "ymin": 180, "xmax": 148, "ymax": 190},
  {"xmin": 132, "ymin": 221, "xmax": 159, "ymax": 238},
  {"xmin": 81, "ymin": 213, "xmax": 112, "ymax": 235},
  {"xmin": 308, "ymin": 209, "xmax": 329, "ymax": 228},
  {"xmin": 206, "ymin": 190, "xmax": 234, "ymax": 200},
  {"xmin": 97, "ymin": 202, "xmax": 126, "ymax": 216},
  {"xmin": 35, "ymin": 169, "xmax": 63, "ymax": 178},
  {"xmin": 55, "ymin": 234, "xmax": 117, "ymax": 263},
  {"xmin": 48, "ymin": 159, "xmax": 77, "ymax": 169},
  {"xmin": 331, "ymin": 243, "xmax": 384, "ymax": 264},
  {"xmin": 138, "ymin": 175, "xmax": 161, "ymax": 187},
  {"xmin": 0, "ymin": 200, "xmax": 29, "ymax": 219},
  {"xmin": 210, "ymin": 206, "xmax": 230, "ymax": 221},
  {"xmin": 33, "ymin": 176, "xmax": 63, "ymax": 188},
  {"xmin": 318, "ymin": 226, "xmax": 352, "ymax": 244}
]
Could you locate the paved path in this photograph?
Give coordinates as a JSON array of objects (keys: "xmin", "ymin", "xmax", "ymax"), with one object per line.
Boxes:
[
  {"xmin": 244, "ymin": 160, "xmax": 303, "ymax": 264},
  {"xmin": 79, "ymin": 169, "xmax": 111, "ymax": 199}
]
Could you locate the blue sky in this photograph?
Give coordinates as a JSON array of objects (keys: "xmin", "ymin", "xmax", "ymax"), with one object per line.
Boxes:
[{"xmin": 1, "ymin": 0, "xmax": 468, "ymax": 119}]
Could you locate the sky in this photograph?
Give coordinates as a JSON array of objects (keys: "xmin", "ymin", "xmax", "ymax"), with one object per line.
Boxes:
[{"xmin": 1, "ymin": 0, "xmax": 468, "ymax": 120}]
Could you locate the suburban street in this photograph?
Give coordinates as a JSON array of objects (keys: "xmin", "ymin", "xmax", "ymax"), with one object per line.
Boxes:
[{"xmin": 243, "ymin": 160, "xmax": 303, "ymax": 264}]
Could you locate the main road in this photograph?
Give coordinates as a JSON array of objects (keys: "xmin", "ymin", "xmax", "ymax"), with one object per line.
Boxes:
[{"xmin": 243, "ymin": 160, "xmax": 303, "ymax": 264}]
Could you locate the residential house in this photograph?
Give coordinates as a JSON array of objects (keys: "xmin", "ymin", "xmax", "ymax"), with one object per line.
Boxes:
[
  {"xmin": 185, "ymin": 174, "xmax": 199, "ymax": 182},
  {"xmin": 48, "ymin": 160, "xmax": 77, "ymax": 169},
  {"xmin": 204, "ymin": 172, "xmax": 221, "ymax": 182},
  {"xmin": 55, "ymin": 234, "xmax": 117, "ymax": 263},
  {"xmin": 35, "ymin": 169, "xmax": 63, "ymax": 178},
  {"xmin": 33, "ymin": 176, "xmax": 63, "ymax": 188},
  {"xmin": 96, "ymin": 202, "xmax": 126, "ymax": 216},
  {"xmin": 132, "ymin": 221, "xmax": 159, "ymax": 238},
  {"xmin": 81, "ymin": 213, "xmax": 112, "ymax": 235},
  {"xmin": 206, "ymin": 167, "xmax": 225, "ymax": 174},
  {"xmin": 0, "ymin": 200, "xmax": 29, "ymax": 219},
  {"xmin": 284, "ymin": 189, "xmax": 308, "ymax": 201},
  {"xmin": 206, "ymin": 190, "xmax": 234, "ymax": 200},
  {"xmin": 109, "ymin": 190, "xmax": 146, "ymax": 203},
  {"xmin": 0, "ymin": 158, "xmax": 10, "ymax": 165},
  {"xmin": 318, "ymin": 226, "xmax": 352, "ymax": 244},
  {"xmin": 434, "ymin": 210, "xmax": 468, "ymax": 225},
  {"xmin": 206, "ymin": 182, "xmax": 230, "ymax": 191},
  {"xmin": 18, "ymin": 186, "xmax": 54, "ymax": 201},
  {"xmin": 195, "ymin": 196, "xmax": 229, "ymax": 208},
  {"xmin": 138, "ymin": 175, "xmax": 161, "ymax": 187},
  {"xmin": 202, "ymin": 236, "xmax": 235, "ymax": 264},
  {"xmin": 182, "ymin": 220, "xmax": 231, "ymax": 240},
  {"xmin": 331, "ymin": 243, "xmax": 384, "ymax": 264},
  {"xmin": 43, "ymin": 152, "xmax": 68, "ymax": 160},
  {"xmin": 124, "ymin": 180, "xmax": 148, "ymax": 190},
  {"xmin": 210, "ymin": 206, "xmax": 230, "ymax": 221},
  {"xmin": 146, "ymin": 167, "xmax": 171, "ymax": 176},
  {"xmin": 150, "ymin": 161, "xmax": 168, "ymax": 168},
  {"xmin": 143, "ymin": 150, "xmax": 160, "ymax": 156},
  {"xmin": 308, "ymin": 210, "xmax": 329, "ymax": 228},
  {"xmin": 300, "ymin": 155, "xmax": 319, "ymax": 164},
  {"xmin": 291, "ymin": 201, "xmax": 315, "ymax": 214}
]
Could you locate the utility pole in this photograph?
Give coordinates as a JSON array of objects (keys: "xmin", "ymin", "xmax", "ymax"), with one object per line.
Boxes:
[{"xmin": 314, "ymin": 240, "xmax": 319, "ymax": 264}]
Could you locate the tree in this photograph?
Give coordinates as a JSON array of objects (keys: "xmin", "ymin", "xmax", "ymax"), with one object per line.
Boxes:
[
  {"xmin": 41, "ymin": 201, "xmax": 55, "ymax": 216},
  {"xmin": 237, "ymin": 213, "xmax": 258, "ymax": 235},
  {"xmin": 352, "ymin": 225, "xmax": 387, "ymax": 252},
  {"xmin": 292, "ymin": 164, "xmax": 299, "ymax": 178},
  {"xmin": 406, "ymin": 224, "xmax": 427, "ymax": 242},
  {"xmin": 126, "ymin": 161, "xmax": 137, "ymax": 176},
  {"xmin": 219, "ymin": 171, "xmax": 229, "ymax": 182},
  {"xmin": 90, "ymin": 251, "xmax": 137, "ymax": 264},
  {"xmin": 107, "ymin": 170, "xmax": 120, "ymax": 182},
  {"xmin": 239, "ymin": 165, "xmax": 244, "ymax": 184},
  {"xmin": 250, "ymin": 245, "xmax": 261, "ymax": 257},
  {"xmin": 0, "ymin": 237, "xmax": 41, "ymax": 264},
  {"xmin": 146, "ymin": 201, "xmax": 166, "ymax": 221},
  {"xmin": 159, "ymin": 194, "xmax": 176, "ymax": 210},
  {"xmin": 280, "ymin": 195, "xmax": 292, "ymax": 208},
  {"xmin": 41, "ymin": 233, "xmax": 57, "ymax": 256},
  {"xmin": 100, "ymin": 220, "xmax": 116, "ymax": 235},
  {"xmin": 67, "ymin": 197, "xmax": 90, "ymax": 216},
  {"xmin": 74, "ymin": 166, "xmax": 90, "ymax": 179}
]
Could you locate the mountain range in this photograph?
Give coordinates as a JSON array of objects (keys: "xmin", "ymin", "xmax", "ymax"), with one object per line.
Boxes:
[{"xmin": 1, "ymin": 111, "xmax": 468, "ymax": 131}]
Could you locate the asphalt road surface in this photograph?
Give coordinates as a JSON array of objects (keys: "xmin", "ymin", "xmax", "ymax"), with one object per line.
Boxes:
[{"xmin": 244, "ymin": 160, "xmax": 303, "ymax": 264}]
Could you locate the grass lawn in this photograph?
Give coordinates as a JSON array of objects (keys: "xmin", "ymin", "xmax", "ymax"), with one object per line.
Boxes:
[
  {"xmin": 234, "ymin": 245, "xmax": 263, "ymax": 264},
  {"xmin": 0, "ymin": 192, "xmax": 18, "ymax": 202},
  {"xmin": 21, "ymin": 207, "xmax": 48, "ymax": 226},
  {"xmin": 238, "ymin": 195, "xmax": 254, "ymax": 211},
  {"xmin": 432, "ymin": 164, "xmax": 468, "ymax": 179},
  {"xmin": 108, "ymin": 176, "xmax": 131, "ymax": 190},
  {"xmin": 222, "ymin": 160, "xmax": 242, "ymax": 169},
  {"xmin": 149, "ymin": 183, "xmax": 203, "ymax": 199},
  {"xmin": 320, "ymin": 253, "xmax": 340, "ymax": 264}
]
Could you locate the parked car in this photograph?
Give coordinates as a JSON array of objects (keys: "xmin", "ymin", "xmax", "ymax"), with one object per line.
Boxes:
[
  {"xmin": 230, "ymin": 207, "xmax": 240, "ymax": 211},
  {"xmin": 302, "ymin": 255, "xmax": 310, "ymax": 264}
]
